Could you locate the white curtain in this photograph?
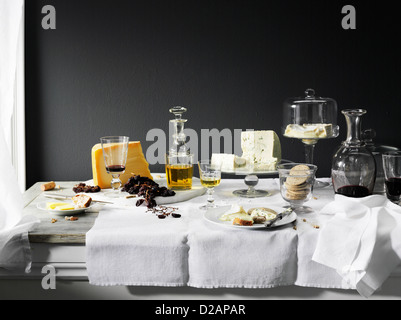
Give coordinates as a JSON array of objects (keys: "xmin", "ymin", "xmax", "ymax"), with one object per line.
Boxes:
[{"xmin": 0, "ymin": 0, "xmax": 39, "ymax": 272}]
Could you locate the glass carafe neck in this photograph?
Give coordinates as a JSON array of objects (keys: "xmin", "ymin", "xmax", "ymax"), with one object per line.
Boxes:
[
  {"xmin": 342, "ymin": 109, "xmax": 366, "ymax": 147},
  {"xmin": 169, "ymin": 106, "xmax": 190, "ymax": 155}
]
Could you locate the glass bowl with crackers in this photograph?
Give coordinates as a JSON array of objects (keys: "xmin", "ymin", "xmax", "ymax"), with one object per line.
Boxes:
[{"xmin": 277, "ymin": 163, "xmax": 317, "ymax": 212}]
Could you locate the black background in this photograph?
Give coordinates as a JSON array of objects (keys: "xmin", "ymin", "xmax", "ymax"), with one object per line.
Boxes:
[{"xmin": 25, "ymin": 0, "xmax": 401, "ymax": 188}]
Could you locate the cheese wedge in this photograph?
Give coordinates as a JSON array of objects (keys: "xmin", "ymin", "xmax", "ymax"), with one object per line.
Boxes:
[
  {"xmin": 91, "ymin": 141, "xmax": 153, "ymax": 189},
  {"xmin": 241, "ymin": 130, "xmax": 281, "ymax": 171},
  {"xmin": 46, "ymin": 202, "xmax": 75, "ymax": 210}
]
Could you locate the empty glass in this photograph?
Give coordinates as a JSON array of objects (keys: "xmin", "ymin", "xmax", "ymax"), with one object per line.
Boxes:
[{"xmin": 383, "ymin": 151, "xmax": 401, "ymax": 204}]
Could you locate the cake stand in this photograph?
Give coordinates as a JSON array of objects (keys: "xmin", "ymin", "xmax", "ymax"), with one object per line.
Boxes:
[{"xmin": 222, "ymin": 160, "xmax": 292, "ymax": 198}]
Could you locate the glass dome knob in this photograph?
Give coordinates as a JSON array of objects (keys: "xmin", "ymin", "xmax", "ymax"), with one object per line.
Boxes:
[
  {"xmin": 169, "ymin": 106, "xmax": 187, "ymax": 120},
  {"xmin": 305, "ymin": 88, "xmax": 316, "ymax": 99}
]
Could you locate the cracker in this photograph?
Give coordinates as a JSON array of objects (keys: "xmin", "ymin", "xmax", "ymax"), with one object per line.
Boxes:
[
  {"xmin": 289, "ymin": 164, "xmax": 310, "ymax": 175},
  {"xmin": 286, "ymin": 175, "xmax": 308, "ymax": 186},
  {"xmin": 283, "ymin": 164, "xmax": 313, "ymax": 201}
]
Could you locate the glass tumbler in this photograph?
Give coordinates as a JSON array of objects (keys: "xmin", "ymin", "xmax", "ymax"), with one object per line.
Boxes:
[{"xmin": 382, "ymin": 151, "xmax": 401, "ymax": 204}]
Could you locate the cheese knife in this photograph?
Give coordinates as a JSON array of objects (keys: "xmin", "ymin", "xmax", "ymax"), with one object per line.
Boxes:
[
  {"xmin": 44, "ymin": 194, "xmax": 113, "ymax": 204},
  {"xmin": 264, "ymin": 208, "xmax": 293, "ymax": 228}
]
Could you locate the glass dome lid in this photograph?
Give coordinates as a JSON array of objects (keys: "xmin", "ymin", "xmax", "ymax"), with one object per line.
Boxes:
[{"xmin": 282, "ymin": 88, "xmax": 339, "ymax": 140}]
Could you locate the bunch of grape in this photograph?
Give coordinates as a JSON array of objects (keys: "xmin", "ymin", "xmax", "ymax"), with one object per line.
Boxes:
[
  {"xmin": 121, "ymin": 175, "xmax": 175, "ymax": 208},
  {"xmin": 72, "ymin": 183, "xmax": 101, "ymax": 193}
]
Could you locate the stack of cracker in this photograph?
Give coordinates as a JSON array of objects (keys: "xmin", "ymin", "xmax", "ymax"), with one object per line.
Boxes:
[{"xmin": 284, "ymin": 164, "xmax": 312, "ymax": 201}]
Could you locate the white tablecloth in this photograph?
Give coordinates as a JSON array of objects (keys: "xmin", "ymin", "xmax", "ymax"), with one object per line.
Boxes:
[{"xmin": 85, "ymin": 178, "xmax": 400, "ymax": 296}]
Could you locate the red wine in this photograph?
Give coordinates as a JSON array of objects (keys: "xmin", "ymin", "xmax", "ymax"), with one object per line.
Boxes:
[
  {"xmin": 336, "ymin": 185, "xmax": 371, "ymax": 198},
  {"xmin": 385, "ymin": 177, "xmax": 401, "ymax": 199},
  {"xmin": 106, "ymin": 165, "xmax": 126, "ymax": 173}
]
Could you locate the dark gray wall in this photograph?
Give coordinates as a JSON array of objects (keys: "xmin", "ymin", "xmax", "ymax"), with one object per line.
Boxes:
[{"xmin": 25, "ymin": 0, "xmax": 401, "ymax": 188}]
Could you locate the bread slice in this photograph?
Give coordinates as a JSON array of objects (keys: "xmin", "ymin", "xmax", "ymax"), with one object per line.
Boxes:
[
  {"xmin": 72, "ymin": 194, "xmax": 92, "ymax": 208},
  {"xmin": 233, "ymin": 216, "xmax": 254, "ymax": 226}
]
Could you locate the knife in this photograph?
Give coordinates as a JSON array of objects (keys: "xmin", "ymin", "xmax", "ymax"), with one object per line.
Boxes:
[
  {"xmin": 44, "ymin": 194, "xmax": 113, "ymax": 204},
  {"xmin": 264, "ymin": 208, "xmax": 293, "ymax": 228}
]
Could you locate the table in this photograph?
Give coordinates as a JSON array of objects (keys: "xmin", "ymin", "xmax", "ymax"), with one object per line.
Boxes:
[{"xmin": 1, "ymin": 179, "xmax": 401, "ymax": 300}]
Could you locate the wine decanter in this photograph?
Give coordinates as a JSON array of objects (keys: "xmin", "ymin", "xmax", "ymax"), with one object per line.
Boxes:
[{"xmin": 331, "ymin": 109, "xmax": 376, "ymax": 197}]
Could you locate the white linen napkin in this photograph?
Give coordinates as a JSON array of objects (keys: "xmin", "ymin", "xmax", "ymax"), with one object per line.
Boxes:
[{"xmin": 312, "ymin": 194, "xmax": 401, "ymax": 297}]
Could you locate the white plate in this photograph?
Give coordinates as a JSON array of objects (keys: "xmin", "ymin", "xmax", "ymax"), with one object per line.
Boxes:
[
  {"xmin": 204, "ymin": 205, "xmax": 297, "ymax": 230},
  {"xmin": 37, "ymin": 201, "xmax": 91, "ymax": 216}
]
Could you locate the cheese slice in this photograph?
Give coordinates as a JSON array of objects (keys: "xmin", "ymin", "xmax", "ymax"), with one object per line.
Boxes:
[
  {"xmin": 284, "ymin": 123, "xmax": 333, "ymax": 139},
  {"xmin": 92, "ymin": 141, "xmax": 153, "ymax": 189}
]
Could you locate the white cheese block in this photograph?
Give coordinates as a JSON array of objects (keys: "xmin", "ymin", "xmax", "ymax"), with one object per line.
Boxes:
[
  {"xmin": 240, "ymin": 130, "xmax": 281, "ymax": 171},
  {"xmin": 284, "ymin": 123, "xmax": 333, "ymax": 139}
]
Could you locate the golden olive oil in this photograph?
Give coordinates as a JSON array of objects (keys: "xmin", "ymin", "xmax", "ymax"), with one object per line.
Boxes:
[{"xmin": 166, "ymin": 164, "xmax": 193, "ymax": 190}]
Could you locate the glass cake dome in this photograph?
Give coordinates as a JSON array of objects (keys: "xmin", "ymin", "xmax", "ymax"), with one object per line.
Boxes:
[
  {"xmin": 282, "ymin": 88, "xmax": 339, "ymax": 188},
  {"xmin": 282, "ymin": 88, "xmax": 339, "ymax": 143}
]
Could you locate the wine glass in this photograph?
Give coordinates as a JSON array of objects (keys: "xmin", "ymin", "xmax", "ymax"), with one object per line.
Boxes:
[
  {"xmin": 100, "ymin": 136, "xmax": 129, "ymax": 197},
  {"xmin": 198, "ymin": 160, "xmax": 221, "ymax": 210}
]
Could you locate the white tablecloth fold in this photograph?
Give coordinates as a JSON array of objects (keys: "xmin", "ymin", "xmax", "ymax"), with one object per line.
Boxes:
[
  {"xmin": 312, "ymin": 194, "xmax": 401, "ymax": 297},
  {"xmin": 187, "ymin": 203, "xmax": 298, "ymax": 288},
  {"xmin": 86, "ymin": 205, "xmax": 190, "ymax": 286}
]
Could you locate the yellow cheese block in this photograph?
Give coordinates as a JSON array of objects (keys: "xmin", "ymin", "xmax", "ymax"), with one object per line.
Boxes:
[
  {"xmin": 92, "ymin": 141, "xmax": 153, "ymax": 189},
  {"xmin": 46, "ymin": 202, "xmax": 75, "ymax": 210}
]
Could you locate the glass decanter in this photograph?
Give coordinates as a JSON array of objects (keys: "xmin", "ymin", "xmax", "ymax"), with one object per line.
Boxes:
[
  {"xmin": 165, "ymin": 106, "xmax": 194, "ymax": 190},
  {"xmin": 331, "ymin": 109, "xmax": 376, "ymax": 197}
]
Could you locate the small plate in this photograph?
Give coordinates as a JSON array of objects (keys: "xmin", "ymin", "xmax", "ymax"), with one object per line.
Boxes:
[
  {"xmin": 204, "ymin": 205, "xmax": 297, "ymax": 230},
  {"xmin": 37, "ymin": 201, "xmax": 91, "ymax": 216}
]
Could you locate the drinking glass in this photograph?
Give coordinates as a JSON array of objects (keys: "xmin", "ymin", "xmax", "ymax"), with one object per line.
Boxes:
[
  {"xmin": 382, "ymin": 151, "xmax": 401, "ymax": 204},
  {"xmin": 277, "ymin": 163, "xmax": 317, "ymax": 213},
  {"xmin": 198, "ymin": 160, "xmax": 221, "ymax": 210},
  {"xmin": 100, "ymin": 136, "xmax": 129, "ymax": 197}
]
